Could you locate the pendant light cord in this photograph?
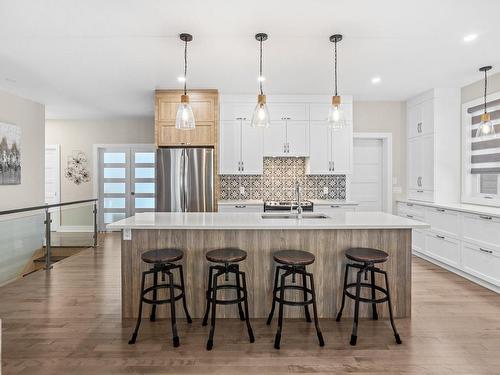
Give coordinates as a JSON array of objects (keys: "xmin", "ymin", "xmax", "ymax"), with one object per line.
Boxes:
[
  {"xmin": 184, "ymin": 39, "xmax": 188, "ymax": 95},
  {"xmin": 334, "ymin": 40, "xmax": 338, "ymax": 96},
  {"xmin": 259, "ymin": 37, "xmax": 263, "ymax": 95},
  {"xmin": 484, "ymin": 69, "xmax": 488, "ymax": 114}
]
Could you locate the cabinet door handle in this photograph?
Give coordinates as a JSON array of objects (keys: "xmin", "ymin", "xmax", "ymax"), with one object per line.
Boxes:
[
  {"xmin": 479, "ymin": 215, "xmax": 492, "ymax": 220},
  {"xmin": 241, "ymin": 161, "xmax": 244, "ymax": 172},
  {"xmin": 331, "ymin": 161, "xmax": 334, "ymax": 171},
  {"xmin": 406, "ymin": 203, "xmax": 413, "ymax": 207},
  {"xmin": 417, "ymin": 122, "xmax": 422, "ymax": 133},
  {"xmin": 479, "ymin": 248, "xmax": 493, "ymax": 254},
  {"xmin": 436, "ymin": 234, "xmax": 445, "ymax": 240},
  {"xmin": 436, "ymin": 208, "xmax": 445, "ymax": 212},
  {"xmin": 235, "ymin": 205, "xmax": 247, "ymax": 208}
]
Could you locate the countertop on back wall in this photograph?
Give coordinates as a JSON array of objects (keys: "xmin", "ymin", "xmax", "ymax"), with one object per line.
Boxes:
[{"xmin": 218, "ymin": 199, "xmax": 359, "ymax": 206}]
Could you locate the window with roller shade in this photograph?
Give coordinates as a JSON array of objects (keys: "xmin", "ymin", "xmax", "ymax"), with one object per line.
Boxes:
[{"xmin": 462, "ymin": 92, "xmax": 500, "ymax": 206}]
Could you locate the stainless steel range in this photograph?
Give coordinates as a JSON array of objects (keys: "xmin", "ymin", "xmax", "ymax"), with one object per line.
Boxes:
[{"xmin": 264, "ymin": 200, "xmax": 314, "ymax": 212}]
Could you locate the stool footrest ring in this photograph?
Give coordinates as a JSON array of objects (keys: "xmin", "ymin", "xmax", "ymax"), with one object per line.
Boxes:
[
  {"xmin": 141, "ymin": 284, "xmax": 184, "ymax": 305},
  {"xmin": 344, "ymin": 282, "xmax": 389, "ymax": 304},
  {"xmin": 272, "ymin": 284, "xmax": 314, "ymax": 306}
]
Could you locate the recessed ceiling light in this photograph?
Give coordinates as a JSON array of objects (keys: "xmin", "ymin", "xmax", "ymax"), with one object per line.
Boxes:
[
  {"xmin": 177, "ymin": 76, "xmax": 186, "ymax": 82},
  {"xmin": 371, "ymin": 76, "xmax": 381, "ymax": 84},
  {"xmin": 463, "ymin": 34, "xmax": 478, "ymax": 42},
  {"xmin": 257, "ymin": 76, "xmax": 266, "ymax": 82}
]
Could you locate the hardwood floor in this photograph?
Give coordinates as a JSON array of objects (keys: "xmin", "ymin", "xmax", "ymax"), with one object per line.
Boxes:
[{"xmin": 1, "ymin": 233, "xmax": 499, "ymax": 374}]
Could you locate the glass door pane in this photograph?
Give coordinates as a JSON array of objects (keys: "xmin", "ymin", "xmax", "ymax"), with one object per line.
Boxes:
[{"xmin": 131, "ymin": 148, "xmax": 156, "ymax": 215}]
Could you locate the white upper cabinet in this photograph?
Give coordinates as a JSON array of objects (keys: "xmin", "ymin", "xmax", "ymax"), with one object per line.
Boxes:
[
  {"xmin": 220, "ymin": 102, "xmax": 254, "ymax": 121},
  {"xmin": 219, "ymin": 119, "xmax": 263, "ymax": 175},
  {"xmin": 263, "ymin": 116, "xmax": 309, "ymax": 157},
  {"xmin": 406, "ymin": 88, "xmax": 460, "ymax": 203},
  {"xmin": 308, "ymin": 102, "xmax": 353, "ymax": 175}
]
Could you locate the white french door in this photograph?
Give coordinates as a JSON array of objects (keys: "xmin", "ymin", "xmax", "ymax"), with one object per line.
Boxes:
[{"xmin": 98, "ymin": 147, "xmax": 156, "ymax": 230}]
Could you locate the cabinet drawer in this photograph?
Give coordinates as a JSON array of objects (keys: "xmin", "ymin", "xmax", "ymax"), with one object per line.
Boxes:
[
  {"xmin": 462, "ymin": 213, "xmax": 500, "ymax": 250},
  {"xmin": 462, "ymin": 242, "xmax": 500, "ymax": 287},
  {"xmin": 425, "ymin": 207, "xmax": 460, "ymax": 238},
  {"xmin": 314, "ymin": 205, "xmax": 356, "ymax": 215},
  {"xmin": 218, "ymin": 204, "xmax": 263, "ymax": 213},
  {"xmin": 397, "ymin": 202, "xmax": 425, "ymax": 220},
  {"xmin": 270, "ymin": 103, "xmax": 308, "ymax": 121},
  {"xmin": 408, "ymin": 189, "xmax": 434, "ymax": 203},
  {"xmin": 425, "ymin": 232, "xmax": 460, "ymax": 268},
  {"xmin": 412, "ymin": 229, "xmax": 425, "ymax": 253}
]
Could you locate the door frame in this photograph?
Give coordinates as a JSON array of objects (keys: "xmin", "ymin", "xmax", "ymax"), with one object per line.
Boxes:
[
  {"xmin": 352, "ymin": 133, "xmax": 392, "ymax": 213},
  {"xmin": 93, "ymin": 144, "xmax": 155, "ymax": 231},
  {"xmin": 45, "ymin": 144, "xmax": 61, "ymax": 231}
]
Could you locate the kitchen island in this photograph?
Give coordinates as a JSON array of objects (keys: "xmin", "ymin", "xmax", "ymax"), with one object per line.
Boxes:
[{"xmin": 108, "ymin": 211, "xmax": 428, "ymax": 320}]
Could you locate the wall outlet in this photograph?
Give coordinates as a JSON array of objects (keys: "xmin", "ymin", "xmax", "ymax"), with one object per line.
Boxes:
[
  {"xmin": 123, "ymin": 228, "xmax": 132, "ymax": 241},
  {"xmin": 239, "ymin": 186, "xmax": 245, "ymax": 195},
  {"xmin": 323, "ymin": 187, "xmax": 329, "ymax": 195}
]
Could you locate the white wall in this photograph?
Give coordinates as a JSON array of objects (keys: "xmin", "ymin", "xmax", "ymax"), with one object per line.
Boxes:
[
  {"xmin": 45, "ymin": 117, "xmax": 154, "ymax": 225},
  {"xmin": 461, "ymin": 71, "xmax": 500, "ymax": 104},
  {"xmin": 353, "ymin": 101, "xmax": 406, "ymax": 205},
  {"xmin": 0, "ymin": 90, "xmax": 45, "ymax": 285},
  {"xmin": 0, "ymin": 90, "xmax": 45, "ymax": 210}
]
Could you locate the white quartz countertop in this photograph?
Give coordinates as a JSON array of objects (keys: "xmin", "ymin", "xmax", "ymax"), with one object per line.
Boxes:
[
  {"xmin": 397, "ymin": 199, "xmax": 500, "ymax": 218},
  {"xmin": 217, "ymin": 199, "xmax": 358, "ymax": 206},
  {"xmin": 107, "ymin": 211, "xmax": 429, "ymax": 230}
]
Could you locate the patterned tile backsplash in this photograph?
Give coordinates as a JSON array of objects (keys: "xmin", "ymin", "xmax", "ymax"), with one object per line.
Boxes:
[{"xmin": 220, "ymin": 157, "xmax": 346, "ymax": 201}]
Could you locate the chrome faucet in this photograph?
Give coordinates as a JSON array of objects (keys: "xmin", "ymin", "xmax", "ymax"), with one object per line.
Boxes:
[{"xmin": 294, "ymin": 179, "xmax": 303, "ymax": 218}]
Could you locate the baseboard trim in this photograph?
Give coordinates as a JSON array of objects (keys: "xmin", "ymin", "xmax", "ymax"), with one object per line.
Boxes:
[
  {"xmin": 412, "ymin": 249, "xmax": 500, "ymax": 294},
  {"xmin": 57, "ymin": 226, "xmax": 93, "ymax": 233}
]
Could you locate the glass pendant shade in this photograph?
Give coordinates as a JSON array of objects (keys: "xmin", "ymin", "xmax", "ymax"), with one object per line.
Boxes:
[
  {"xmin": 251, "ymin": 94, "xmax": 270, "ymax": 128},
  {"xmin": 175, "ymin": 95, "xmax": 195, "ymax": 130},
  {"xmin": 327, "ymin": 95, "xmax": 346, "ymax": 130},
  {"xmin": 476, "ymin": 112, "xmax": 496, "ymax": 138}
]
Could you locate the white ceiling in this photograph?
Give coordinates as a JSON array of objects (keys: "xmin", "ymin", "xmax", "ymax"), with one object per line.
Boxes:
[{"xmin": 1, "ymin": 0, "xmax": 500, "ymax": 119}]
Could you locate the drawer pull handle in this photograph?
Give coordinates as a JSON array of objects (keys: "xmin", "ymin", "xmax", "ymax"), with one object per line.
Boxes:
[
  {"xmin": 235, "ymin": 205, "xmax": 247, "ymax": 208},
  {"xmin": 330, "ymin": 205, "xmax": 340, "ymax": 208},
  {"xmin": 417, "ymin": 190, "xmax": 424, "ymax": 193},
  {"xmin": 436, "ymin": 235, "xmax": 445, "ymax": 239},
  {"xmin": 479, "ymin": 215, "xmax": 492, "ymax": 220},
  {"xmin": 406, "ymin": 214, "xmax": 414, "ymax": 218},
  {"xmin": 479, "ymin": 248, "xmax": 493, "ymax": 254},
  {"xmin": 406, "ymin": 203, "xmax": 413, "ymax": 207},
  {"xmin": 436, "ymin": 208, "xmax": 445, "ymax": 212}
]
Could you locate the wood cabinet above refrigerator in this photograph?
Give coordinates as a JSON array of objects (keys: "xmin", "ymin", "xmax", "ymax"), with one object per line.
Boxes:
[{"xmin": 155, "ymin": 89, "xmax": 219, "ymax": 147}]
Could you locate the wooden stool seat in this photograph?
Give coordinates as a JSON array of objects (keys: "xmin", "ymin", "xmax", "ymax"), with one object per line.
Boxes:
[
  {"xmin": 273, "ymin": 250, "xmax": 315, "ymax": 266},
  {"xmin": 345, "ymin": 248, "xmax": 388, "ymax": 264},
  {"xmin": 206, "ymin": 248, "xmax": 247, "ymax": 263},
  {"xmin": 141, "ymin": 248, "xmax": 184, "ymax": 264}
]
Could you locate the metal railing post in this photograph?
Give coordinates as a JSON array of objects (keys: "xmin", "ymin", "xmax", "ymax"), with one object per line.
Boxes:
[
  {"xmin": 93, "ymin": 201, "xmax": 98, "ymax": 248},
  {"xmin": 44, "ymin": 207, "xmax": 53, "ymax": 270}
]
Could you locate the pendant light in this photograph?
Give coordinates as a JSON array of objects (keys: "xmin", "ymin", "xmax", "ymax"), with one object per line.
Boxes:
[
  {"xmin": 251, "ymin": 33, "xmax": 271, "ymax": 128},
  {"xmin": 476, "ymin": 65, "xmax": 495, "ymax": 138},
  {"xmin": 328, "ymin": 34, "xmax": 346, "ymax": 130},
  {"xmin": 175, "ymin": 33, "xmax": 195, "ymax": 130}
]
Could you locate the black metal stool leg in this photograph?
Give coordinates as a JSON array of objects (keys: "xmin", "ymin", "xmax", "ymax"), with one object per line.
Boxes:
[
  {"xmin": 266, "ymin": 265, "xmax": 281, "ymax": 325},
  {"xmin": 235, "ymin": 265, "xmax": 245, "ymax": 321},
  {"xmin": 274, "ymin": 271, "xmax": 288, "ymax": 350},
  {"xmin": 206, "ymin": 271, "xmax": 220, "ymax": 350},
  {"xmin": 370, "ymin": 267, "xmax": 379, "ymax": 320},
  {"xmin": 301, "ymin": 268, "xmax": 312, "ymax": 323},
  {"xmin": 382, "ymin": 270, "xmax": 402, "ymax": 344},
  {"xmin": 202, "ymin": 266, "xmax": 214, "ymax": 326},
  {"xmin": 178, "ymin": 264, "xmax": 192, "ymax": 324},
  {"xmin": 240, "ymin": 271, "xmax": 255, "ymax": 343},
  {"xmin": 129, "ymin": 271, "xmax": 147, "ymax": 344},
  {"xmin": 308, "ymin": 272, "xmax": 325, "ymax": 346},
  {"xmin": 150, "ymin": 268, "xmax": 159, "ymax": 322},
  {"xmin": 350, "ymin": 269, "xmax": 363, "ymax": 346},
  {"xmin": 167, "ymin": 271, "xmax": 180, "ymax": 347},
  {"xmin": 336, "ymin": 263, "xmax": 350, "ymax": 322}
]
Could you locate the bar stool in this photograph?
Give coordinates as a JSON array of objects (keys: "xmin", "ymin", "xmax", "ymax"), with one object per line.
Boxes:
[
  {"xmin": 128, "ymin": 248, "xmax": 192, "ymax": 347},
  {"xmin": 336, "ymin": 247, "xmax": 402, "ymax": 346},
  {"xmin": 202, "ymin": 248, "xmax": 254, "ymax": 350},
  {"xmin": 267, "ymin": 250, "xmax": 324, "ymax": 349}
]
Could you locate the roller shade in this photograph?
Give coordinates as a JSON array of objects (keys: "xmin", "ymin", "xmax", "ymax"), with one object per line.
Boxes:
[{"xmin": 467, "ymin": 98, "xmax": 500, "ymax": 174}]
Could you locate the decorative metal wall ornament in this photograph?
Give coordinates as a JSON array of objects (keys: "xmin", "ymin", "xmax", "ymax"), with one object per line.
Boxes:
[
  {"xmin": 64, "ymin": 151, "xmax": 90, "ymax": 185},
  {"xmin": 0, "ymin": 122, "xmax": 21, "ymax": 185}
]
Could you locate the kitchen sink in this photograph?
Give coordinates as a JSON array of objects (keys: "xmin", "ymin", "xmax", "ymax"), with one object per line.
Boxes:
[{"xmin": 261, "ymin": 213, "xmax": 330, "ymax": 219}]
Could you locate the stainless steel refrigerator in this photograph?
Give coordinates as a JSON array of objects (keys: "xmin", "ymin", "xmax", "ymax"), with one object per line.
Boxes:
[{"xmin": 156, "ymin": 148, "xmax": 215, "ymax": 212}]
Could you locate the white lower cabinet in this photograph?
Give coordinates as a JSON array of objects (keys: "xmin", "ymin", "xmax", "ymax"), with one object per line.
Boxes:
[
  {"xmin": 425, "ymin": 232, "xmax": 460, "ymax": 268},
  {"xmin": 462, "ymin": 242, "xmax": 500, "ymax": 287},
  {"xmin": 314, "ymin": 204, "xmax": 356, "ymax": 216},
  {"xmin": 397, "ymin": 200, "xmax": 500, "ymax": 292}
]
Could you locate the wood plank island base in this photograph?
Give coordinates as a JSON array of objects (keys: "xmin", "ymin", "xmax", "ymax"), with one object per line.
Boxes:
[{"xmin": 108, "ymin": 212, "xmax": 429, "ymax": 320}]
